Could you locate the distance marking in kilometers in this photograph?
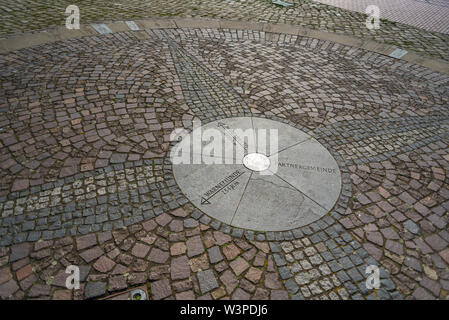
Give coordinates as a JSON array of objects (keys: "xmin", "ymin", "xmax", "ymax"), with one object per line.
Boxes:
[{"xmin": 201, "ymin": 170, "xmax": 245, "ymax": 205}]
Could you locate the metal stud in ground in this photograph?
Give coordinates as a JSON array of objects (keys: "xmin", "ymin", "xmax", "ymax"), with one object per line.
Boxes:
[{"xmin": 172, "ymin": 117, "xmax": 342, "ymax": 232}]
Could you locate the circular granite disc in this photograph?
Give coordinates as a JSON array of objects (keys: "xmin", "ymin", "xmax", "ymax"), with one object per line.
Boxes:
[{"xmin": 171, "ymin": 117, "xmax": 342, "ymax": 232}]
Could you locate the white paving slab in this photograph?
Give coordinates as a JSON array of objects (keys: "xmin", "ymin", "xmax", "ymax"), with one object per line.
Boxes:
[{"xmin": 272, "ymin": 138, "xmax": 342, "ymax": 211}]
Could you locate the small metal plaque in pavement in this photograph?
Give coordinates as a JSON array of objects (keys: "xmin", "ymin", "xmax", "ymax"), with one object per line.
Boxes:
[{"xmin": 272, "ymin": 0, "xmax": 294, "ymax": 7}]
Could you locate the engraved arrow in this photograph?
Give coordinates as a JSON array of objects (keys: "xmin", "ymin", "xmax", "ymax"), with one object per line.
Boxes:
[{"xmin": 200, "ymin": 171, "xmax": 245, "ymax": 205}]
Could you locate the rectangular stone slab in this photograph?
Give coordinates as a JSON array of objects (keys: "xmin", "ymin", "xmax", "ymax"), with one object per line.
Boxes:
[{"xmin": 231, "ymin": 173, "xmax": 327, "ymax": 231}]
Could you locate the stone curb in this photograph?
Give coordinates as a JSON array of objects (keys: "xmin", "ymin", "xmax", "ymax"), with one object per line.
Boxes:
[{"xmin": 0, "ymin": 18, "xmax": 448, "ymax": 75}]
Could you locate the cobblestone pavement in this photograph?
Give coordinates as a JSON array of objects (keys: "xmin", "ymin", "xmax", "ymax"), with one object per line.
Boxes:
[
  {"xmin": 0, "ymin": 0, "xmax": 449, "ymax": 62},
  {"xmin": 313, "ymin": 0, "xmax": 449, "ymax": 34},
  {"xmin": 0, "ymin": 26, "xmax": 448, "ymax": 300}
]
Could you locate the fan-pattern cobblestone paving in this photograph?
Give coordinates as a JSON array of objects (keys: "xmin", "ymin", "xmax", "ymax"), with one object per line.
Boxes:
[{"xmin": 0, "ymin": 26, "xmax": 448, "ymax": 300}]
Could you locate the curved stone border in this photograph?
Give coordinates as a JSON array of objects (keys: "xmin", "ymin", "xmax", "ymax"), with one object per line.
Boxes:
[
  {"xmin": 0, "ymin": 18, "xmax": 448, "ymax": 75},
  {"xmin": 165, "ymin": 113, "xmax": 353, "ymax": 243}
]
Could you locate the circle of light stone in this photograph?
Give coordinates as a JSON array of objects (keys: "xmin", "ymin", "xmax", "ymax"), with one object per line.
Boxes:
[
  {"xmin": 243, "ymin": 153, "xmax": 271, "ymax": 172},
  {"xmin": 172, "ymin": 117, "xmax": 342, "ymax": 232}
]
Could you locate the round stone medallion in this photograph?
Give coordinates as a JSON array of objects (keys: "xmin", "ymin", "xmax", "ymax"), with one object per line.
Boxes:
[
  {"xmin": 171, "ymin": 117, "xmax": 342, "ymax": 232},
  {"xmin": 243, "ymin": 153, "xmax": 271, "ymax": 172}
]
